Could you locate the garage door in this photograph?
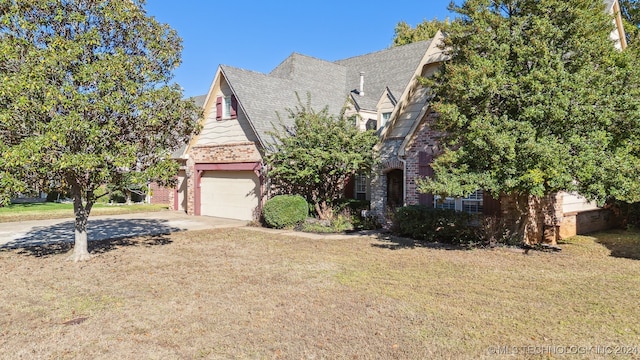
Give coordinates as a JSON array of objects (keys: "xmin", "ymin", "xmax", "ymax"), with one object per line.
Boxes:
[{"xmin": 200, "ymin": 171, "xmax": 259, "ymax": 220}]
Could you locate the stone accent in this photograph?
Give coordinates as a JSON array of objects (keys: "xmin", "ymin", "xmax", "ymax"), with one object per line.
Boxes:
[{"xmin": 370, "ymin": 139, "xmax": 403, "ymax": 218}]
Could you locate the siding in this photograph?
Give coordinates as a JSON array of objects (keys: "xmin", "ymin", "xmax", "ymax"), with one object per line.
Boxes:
[{"xmin": 561, "ymin": 191, "xmax": 599, "ymax": 214}]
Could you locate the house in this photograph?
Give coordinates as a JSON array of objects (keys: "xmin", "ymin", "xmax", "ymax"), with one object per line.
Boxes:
[
  {"xmin": 174, "ymin": 38, "xmax": 449, "ymax": 221},
  {"xmin": 175, "ymin": 0, "xmax": 626, "ymax": 242}
]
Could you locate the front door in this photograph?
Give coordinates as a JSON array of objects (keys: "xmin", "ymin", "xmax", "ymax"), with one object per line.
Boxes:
[{"xmin": 386, "ymin": 169, "xmax": 404, "ymax": 209}]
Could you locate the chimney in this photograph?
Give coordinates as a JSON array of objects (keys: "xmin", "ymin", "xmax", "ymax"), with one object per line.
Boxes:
[{"xmin": 359, "ymin": 71, "xmax": 365, "ymax": 96}]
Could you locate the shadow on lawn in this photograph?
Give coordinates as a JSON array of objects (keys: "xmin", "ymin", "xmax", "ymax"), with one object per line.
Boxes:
[
  {"xmin": 370, "ymin": 233, "xmax": 461, "ymax": 251},
  {"xmin": 0, "ymin": 218, "xmax": 181, "ymax": 258},
  {"xmin": 593, "ymin": 230, "xmax": 640, "ymax": 260}
]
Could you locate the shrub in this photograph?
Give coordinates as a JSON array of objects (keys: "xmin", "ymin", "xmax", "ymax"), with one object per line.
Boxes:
[
  {"xmin": 393, "ymin": 205, "xmax": 476, "ymax": 244},
  {"xmin": 334, "ymin": 198, "xmax": 380, "ymax": 230},
  {"xmin": 263, "ymin": 195, "xmax": 309, "ymax": 229},
  {"xmin": 299, "ymin": 214, "xmax": 354, "ymax": 233}
]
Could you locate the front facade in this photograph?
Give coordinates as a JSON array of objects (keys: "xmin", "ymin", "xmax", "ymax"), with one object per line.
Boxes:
[
  {"xmin": 174, "ymin": 1, "xmax": 625, "ymax": 242},
  {"xmin": 175, "ymin": 38, "xmax": 442, "ymax": 221}
]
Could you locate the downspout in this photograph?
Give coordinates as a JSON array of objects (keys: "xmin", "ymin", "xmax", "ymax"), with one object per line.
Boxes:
[{"xmin": 399, "ymin": 156, "xmax": 407, "ymax": 207}]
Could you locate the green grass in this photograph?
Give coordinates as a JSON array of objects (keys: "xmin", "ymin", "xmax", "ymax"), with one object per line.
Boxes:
[{"xmin": 0, "ymin": 202, "xmax": 168, "ymax": 222}]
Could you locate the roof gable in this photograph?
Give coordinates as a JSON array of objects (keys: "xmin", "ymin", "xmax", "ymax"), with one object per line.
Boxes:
[
  {"xmin": 335, "ymin": 40, "xmax": 433, "ymax": 110},
  {"xmin": 222, "ymin": 56, "xmax": 347, "ymax": 146}
]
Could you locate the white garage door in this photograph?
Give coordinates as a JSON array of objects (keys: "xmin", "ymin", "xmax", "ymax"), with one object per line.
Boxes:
[{"xmin": 200, "ymin": 171, "xmax": 259, "ymax": 220}]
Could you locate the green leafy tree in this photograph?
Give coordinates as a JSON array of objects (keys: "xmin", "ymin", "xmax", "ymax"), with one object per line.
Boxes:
[
  {"xmin": 417, "ymin": 0, "xmax": 640, "ymax": 244},
  {"xmin": 393, "ymin": 18, "xmax": 452, "ymax": 46},
  {"xmin": 266, "ymin": 96, "xmax": 378, "ymax": 220},
  {"xmin": 0, "ymin": 0, "xmax": 201, "ymax": 261},
  {"xmin": 619, "ymin": 0, "xmax": 640, "ymax": 40}
]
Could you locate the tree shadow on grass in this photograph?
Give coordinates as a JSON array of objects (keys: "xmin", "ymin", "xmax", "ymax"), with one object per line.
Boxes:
[
  {"xmin": 0, "ymin": 218, "xmax": 182, "ymax": 258},
  {"xmin": 592, "ymin": 229, "xmax": 640, "ymax": 260},
  {"xmin": 370, "ymin": 233, "xmax": 461, "ymax": 251}
]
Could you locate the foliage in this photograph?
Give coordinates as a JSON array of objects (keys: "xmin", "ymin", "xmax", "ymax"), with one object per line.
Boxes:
[
  {"xmin": 299, "ymin": 214, "xmax": 354, "ymax": 234},
  {"xmin": 619, "ymin": 0, "xmax": 640, "ymax": 40},
  {"xmin": 606, "ymin": 199, "xmax": 640, "ymax": 229},
  {"xmin": 417, "ymin": 0, "xmax": 640, "ymax": 216},
  {"xmin": 0, "ymin": 0, "xmax": 202, "ymax": 260},
  {"xmin": 266, "ymin": 95, "xmax": 378, "ymax": 220},
  {"xmin": 474, "ymin": 215, "xmax": 520, "ymax": 246},
  {"xmin": 392, "ymin": 205, "xmax": 476, "ymax": 244},
  {"xmin": 393, "ymin": 18, "xmax": 452, "ymax": 46},
  {"xmin": 334, "ymin": 198, "xmax": 381, "ymax": 230},
  {"xmin": 262, "ymin": 195, "xmax": 309, "ymax": 229}
]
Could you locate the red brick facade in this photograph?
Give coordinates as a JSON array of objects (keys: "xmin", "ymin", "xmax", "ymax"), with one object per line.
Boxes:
[
  {"xmin": 149, "ymin": 182, "xmax": 172, "ymax": 205},
  {"xmin": 404, "ymin": 112, "xmax": 442, "ymax": 206}
]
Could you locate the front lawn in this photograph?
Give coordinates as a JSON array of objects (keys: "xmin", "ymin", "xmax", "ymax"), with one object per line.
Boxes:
[
  {"xmin": 0, "ymin": 228, "xmax": 638, "ymax": 358},
  {"xmin": 0, "ymin": 202, "xmax": 169, "ymax": 223}
]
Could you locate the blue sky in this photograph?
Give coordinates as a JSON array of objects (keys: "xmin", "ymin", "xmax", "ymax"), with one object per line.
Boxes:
[{"xmin": 145, "ymin": 1, "xmax": 457, "ymax": 98}]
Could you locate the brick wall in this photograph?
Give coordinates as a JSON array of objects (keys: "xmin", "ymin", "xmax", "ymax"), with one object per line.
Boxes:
[
  {"xmin": 149, "ymin": 182, "xmax": 172, "ymax": 205},
  {"xmin": 404, "ymin": 112, "xmax": 442, "ymax": 206}
]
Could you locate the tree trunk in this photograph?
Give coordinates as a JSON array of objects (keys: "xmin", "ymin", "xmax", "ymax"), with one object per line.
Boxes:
[
  {"xmin": 69, "ymin": 187, "xmax": 92, "ymax": 262},
  {"xmin": 315, "ymin": 201, "xmax": 334, "ymax": 221}
]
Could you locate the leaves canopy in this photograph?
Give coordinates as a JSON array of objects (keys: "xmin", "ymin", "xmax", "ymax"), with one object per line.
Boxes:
[
  {"xmin": 619, "ymin": 0, "xmax": 640, "ymax": 40},
  {"xmin": 393, "ymin": 18, "xmax": 452, "ymax": 46},
  {"xmin": 418, "ymin": 0, "xmax": 640, "ymax": 204},
  {"xmin": 0, "ymin": 0, "xmax": 201, "ymax": 205},
  {"xmin": 266, "ymin": 96, "xmax": 378, "ymax": 217}
]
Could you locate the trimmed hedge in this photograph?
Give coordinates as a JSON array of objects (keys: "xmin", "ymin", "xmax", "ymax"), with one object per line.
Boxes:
[
  {"xmin": 263, "ymin": 195, "xmax": 309, "ymax": 229},
  {"xmin": 393, "ymin": 205, "xmax": 476, "ymax": 244}
]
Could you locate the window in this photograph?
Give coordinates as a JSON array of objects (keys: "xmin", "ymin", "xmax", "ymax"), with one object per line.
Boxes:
[
  {"xmin": 215, "ymin": 95, "xmax": 237, "ymax": 120},
  {"xmin": 462, "ymin": 190, "xmax": 483, "ymax": 214},
  {"xmin": 223, "ymin": 96, "xmax": 232, "ymax": 119},
  {"xmin": 365, "ymin": 119, "xmax": 377, "ymax": 130},
  {"xmin": 434, "ymin": 190, "xmax": 484, "ymax": 214},
  {"xmin": 435, "ymin": 197, "xmax": 456, "ymax": 210},
  {"xmin": 355, "ymin": 173, "xmax": 367, "ymax": 200},
  {"xmin": 381, "ymin": 112, "xmax": 391, "ymax": 128}
]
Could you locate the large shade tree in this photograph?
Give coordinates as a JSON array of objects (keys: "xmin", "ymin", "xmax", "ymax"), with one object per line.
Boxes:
[
  {"xmin": 393, "ymin": 18, "xmax": 452, "ymax": 46},
  {"xmin": 0, "ymin": 0, "xmax": 201, "ymax": 260},
  {"xmin": 619, "ymin": 0, "xmax": 640, "ymax": 40},
  {"xmin": 417, "ymin": 0, "xmax": 640, "ymax": 243}
]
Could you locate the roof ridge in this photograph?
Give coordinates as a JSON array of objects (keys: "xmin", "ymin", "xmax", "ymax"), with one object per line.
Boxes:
[
  {"xmin": 220, "ymin": 64, "xmax": 270, "ymax": 76},
  {"xmin": 334, "ymin": 39, "xmax": 433, "ymax": 64}
]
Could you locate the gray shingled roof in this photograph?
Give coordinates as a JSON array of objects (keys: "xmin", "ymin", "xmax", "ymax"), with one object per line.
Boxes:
[
  {"xmin": 335, "ymin": 40, "xmax": 432, "ymax": 110},
  {"xmin": 221, "ymin": 40, "xmax": 432, "ymax": 147},
  {"xmin": 222, "ymin": 55, "xmax": 347, "ymax": 146},
  {"xmin": 192, "ymin": 94, "xmax": 207, "ymax": 108}
]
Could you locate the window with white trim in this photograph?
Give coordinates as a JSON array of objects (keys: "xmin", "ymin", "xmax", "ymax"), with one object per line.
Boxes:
[
  {"xmin": 222, "ymin": 95, "xmax": 232, "ymax": 119},
  {"xmin": 355, "ymin": 173, "xmax": 367, "ymax": 200},
  {"xmin": 462, "ymin": 190, "xmax": 483, "ymax": 214},
  {"xmin": 434, "ymin": 190, "xmax": 484, "ymax": 214}
]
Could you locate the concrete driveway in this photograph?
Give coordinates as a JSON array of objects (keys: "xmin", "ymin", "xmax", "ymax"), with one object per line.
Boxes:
[{"xmin": 0, "ymin": 211, "xmax": 246, "ymax": 249}]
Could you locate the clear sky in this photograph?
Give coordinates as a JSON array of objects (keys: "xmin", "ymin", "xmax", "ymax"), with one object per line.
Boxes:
[{"xmin": 145, "ymin": 1, "xmax": 458, "ymax": 98}]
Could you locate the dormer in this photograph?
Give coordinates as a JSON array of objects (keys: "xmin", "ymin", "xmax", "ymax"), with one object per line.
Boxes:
[{"xmin": 376, "ymin": 87, "xmax": 397, "ymax": 131}]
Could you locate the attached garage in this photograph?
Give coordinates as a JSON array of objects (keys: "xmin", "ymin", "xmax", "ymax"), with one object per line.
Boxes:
[{"xmin": 198, "ymin": 170, "xmax": 260, "ymax": 220}]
